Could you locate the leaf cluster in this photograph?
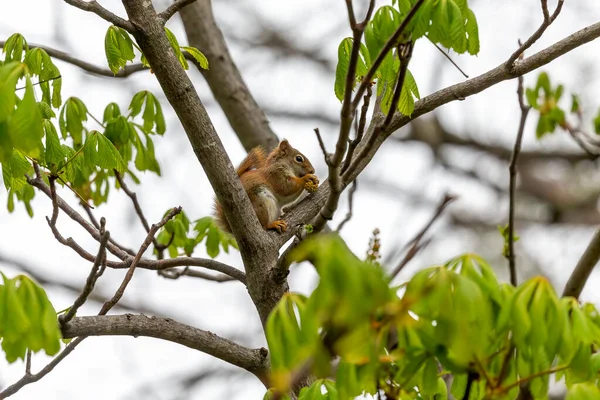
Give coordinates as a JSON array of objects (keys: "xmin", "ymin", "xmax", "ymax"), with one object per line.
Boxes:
[
  {"xmin": 0, "ymin": 273, "xmax": 61, "ymax": 363},
  {"xmin": 334, "ymin": 0, "xmax": 480, "ymax": 117},
  {"xmin": 105, "ymin": 25, "xmax": 209, "ymax": 74},
  {"xmin": 526, "ymin": 71, "xmax": 600, "ymax": 139},
  {"xmin": 155, "ymin": 213, "xmax": 238, "ymax": 259},
  {"xmin": 0, "ymin": 33, "xmax": 174, "ymax": 215},
  {"xmin": 264, "ymin": 235, "xmax": 600, "ymax": 400}
]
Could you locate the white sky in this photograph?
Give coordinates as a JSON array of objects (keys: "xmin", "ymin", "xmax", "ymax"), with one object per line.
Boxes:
[{"xmin": 1, "ymin": 0, "xmax": 600, "ymax": 399}]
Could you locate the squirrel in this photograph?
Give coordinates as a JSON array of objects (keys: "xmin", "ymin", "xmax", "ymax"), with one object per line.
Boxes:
[{"xmin": 214, "ymin": 140, "xmax": 319, "ymax": 234}]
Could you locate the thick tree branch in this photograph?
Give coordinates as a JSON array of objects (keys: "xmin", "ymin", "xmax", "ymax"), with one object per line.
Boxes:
[
  {"xmin": 0, "ymin": 41, "xmax": 146, "ymax": 78},
  {"xmin": 120, "ymin": 0, "xmax": 280, "ymax": 325},
  {"xmin": 63, "ymin": 0, "xmax": 134, "ymax": 32},
  {"xmin": 562, "ymin": 227, "xmax": 600, "ymax": 299},
  {"xmin": 179, "ymin": 0, "xmax": 279, "ymax": 151},
  {"xmin": 61, "ymin": 314, "xmax": 270, "ymax": 384}
]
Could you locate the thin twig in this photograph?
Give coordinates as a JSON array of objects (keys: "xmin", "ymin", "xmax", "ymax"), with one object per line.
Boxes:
[
  {"xmin": 507, "ymin": 73, "xmax": 531, "ymax": 286},
  {"xmin": 158, "ymin": 0, "xmax": 198, "ymax": 23},
  {"xmin": 313, "ymin": 128, "xmax": 330, "ymax": 166},
  {"xmin": 505, "ymin": 0, "xmax": 564, "ymax": 69},
  {"xmin": 63, "ymin": 0, "xmax": 134, "ymax": 32},
  {"xmin": 25, "ymin": 351, "xmax": 32, "ymax": 375},
  {"xmin": 59, "ymin": 223, "xmax": 111, "ymax": 325},
  {"xmin": 15, "ymin": 75, "xmax": 62, "ymax": 91},
  {"xmin": 0, "ymin": 337, "xmax": 85, "ymax": 398},
  {"xmin": 351, "ymin": 0, "xmax": 426, "ymax": 111},
  {"xmin": 341, "ymin": 85, "xmax": 372, "ymax": 174},
  {"xmin": 114, "ymin": 170, "xmax": 167, "ymax": 253},
  {"xmin": 81, "ymin": 204, "xmax": 136, "ymax": 255},
  {"xmin": 336, "ymin": 180, "xmax": 358, "ymax": 233},
  {"xmin": 430, "ymin": 41, "xmax": 469, "ymax": 78},
  {"xmin": 158, "ymin": 267, "xmax": 236, "ymax": 283},
  {"xmin": 28, "ymin": 173, "xmax": 131, "ymax": 260},
  {"xmin": 382, "ymin": 42, "xmax": 414, "ymax": 129},
  {"xmin": 98, "ymin": 207, "xmax": 182, "ymax": 315},
  {"xmin": 390, "ymin": 193, "xmax": 456, "ymax": 278}
]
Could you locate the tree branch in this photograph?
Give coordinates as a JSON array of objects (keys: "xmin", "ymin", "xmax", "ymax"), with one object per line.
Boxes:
[
  {"xmin": 159, "ymin": 0, "xmax": 198, "ymax": 23},
  {"xmin": 0, "ymin": 41, "xmax": 146, "ymax": 78},
  {"xmin": 60, "ymin": 314, "xmax": 270, "ymax": 384},
  {"xmin": 335, "ymin": 180, "xmax": 358, "ymax": 233},
  {"xmin": 507, "ymin": 75, "xmax": 531, "ymax": 286},
  {"xmin": 338, "ymin": 21, "xmax": 600, "ymax": 194},
  {"xmin": 63, "ymin": 0, "xmax": 134, "ymax": 32},
  {"xmin": 29, "ymin": 172, "xmax": 131, "ymax": 260},
  {"xmin": 389, "ymin": 21, "xmax": 600, "ymax": 135},
  {"xmin": 0, "ymin": 338, "xmax": 85, "ymax": 399},
  {"xmin": 120, "ymin": 0, "xmax": 280, "ymax": 325},
  {"xmin": 179, "ymin": 0, "xmax": 279, "ymax": 151},
  {"xmin": 98, "ymin": 207, "xmax": 181, "ymax": 315},
  {"xmin": 505, "ymin": 0, "xmax": 564, "ymax": 69},
  {"xmin": 158, "ymin": 267, "xmax": 236, "ymax": 283},
  {"xmin": 389, "ymin": 193, "xmax": 455, "ymax": 278},
  {"xmin": 59, "ymin": 223, "xmax": 110, "ymax": 324},
  {"xmin": 562, "ymin": 227, "xmax": 600, "ymax": 299}
]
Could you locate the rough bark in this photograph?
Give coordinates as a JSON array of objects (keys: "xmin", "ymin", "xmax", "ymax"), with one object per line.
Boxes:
[{"xmin": 61, "ymin": 314, "xmax": 270, "ymax": 383}]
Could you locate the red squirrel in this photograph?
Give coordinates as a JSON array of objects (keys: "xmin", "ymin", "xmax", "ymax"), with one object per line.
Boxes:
[{"xmin": 214, "ymin": 140, "xmax": 319, "ymax": 233}]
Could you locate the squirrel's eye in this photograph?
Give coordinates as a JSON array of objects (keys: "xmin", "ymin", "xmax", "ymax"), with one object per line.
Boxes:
[{"xmin": 295, "ymin": 155, "xmax": 304, "ymax": 163}]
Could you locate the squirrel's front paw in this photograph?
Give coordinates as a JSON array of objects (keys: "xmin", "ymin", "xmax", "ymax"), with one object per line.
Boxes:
[
  {"xmin": 267, "ymin": 219, "xmax": 287, "ymax": 233},
  {"xmin": 303, "ymin": 174, "xmax": 319, "ymax": 193}
]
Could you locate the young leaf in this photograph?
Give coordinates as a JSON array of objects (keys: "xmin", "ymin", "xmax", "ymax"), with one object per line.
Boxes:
[
  {"xmin": 181, "ymin": 46, "xmax": 209, "ymax": 70},
  {"xmin": 164, "ymin": 27, "xmax": 188, "ymax": 70},
  {"xmin": 104, "ymin": 26, "xmax": 135, "ymax": 74},
  {"xmin": 9, "ymin": 76, "xmax": 44, "ymax": 158}
]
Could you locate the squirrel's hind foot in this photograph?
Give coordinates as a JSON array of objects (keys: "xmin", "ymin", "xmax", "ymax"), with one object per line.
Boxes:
[{"xmin": 267, "ymin": 219, "xmax": 287, "ymax": 233}]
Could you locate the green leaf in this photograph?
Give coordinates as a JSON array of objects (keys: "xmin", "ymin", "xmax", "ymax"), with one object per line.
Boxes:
[
  {"xmin": 593, "ymin": 109, "xmax": 600, "ymax": 135},
  {"xmin": 334, "ymin": 38, "xmax": 353, "ymax": 101},
  {"xmin": 3, "ymin": 33, "xmax": 28, "ymax": 62},
  {"xmin": 181, "ymin": 46, "xmax": 209, "ymax": 70},
  {"xmin": 0, "ymin": 62, "xmax": 25, "ymax": 119},
  {"xmin": 96, "ymin": 131, "xmax": 127, "ymax": 172},
  {"xmin": 9, "ymin": 76, "xmax": 44, "ymax": 158},
  {"xmin": 465, "ymin": 8, "xmax": 480, "ymax": 55},
  {"xmin": 164, "ymin": 27, "xmax": 188, "ymax": 70},
  {"xmin": 206, "ymin": 227, "xmax": 220, "ymax": 258},
  {"xmin": 421, "ymin": 357, "xmax": 439, "ymax": 396},
  {"xmin": 44, "ymin": 120, "xmax": 65, "ymax": 169},
  {"xmin": 104, "ymin": 26, "xmax": 135, "ymax": 74},
  {"xmin": 103, "ymin": 102, "xmax": 121, "ymax": 123},
  {"xmin": 566, "ymin": 382, "xmax": 600, "ymax": 400}
]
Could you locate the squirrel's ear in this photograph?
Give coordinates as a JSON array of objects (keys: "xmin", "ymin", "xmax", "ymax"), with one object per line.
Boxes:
[{"xmin": 279, "ymin": 139, "xmax": 290, "ymax": 155}]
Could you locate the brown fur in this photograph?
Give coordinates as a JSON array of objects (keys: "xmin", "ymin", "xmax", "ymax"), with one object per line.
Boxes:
[{"xmin": 214, "ymin": 140, "xmax": 318, "ymax": 234}]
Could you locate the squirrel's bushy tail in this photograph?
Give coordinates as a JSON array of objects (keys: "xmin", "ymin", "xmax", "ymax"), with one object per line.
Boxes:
[{"xmin": 236, "ymin": 147, "xmax": 266, "ymax": 176}]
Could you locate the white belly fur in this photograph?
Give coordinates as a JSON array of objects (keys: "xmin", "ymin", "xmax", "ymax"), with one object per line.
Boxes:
[{"xmin": 256, "ymin": 187, "xmax": 280, "ymax": 223}]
